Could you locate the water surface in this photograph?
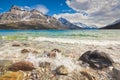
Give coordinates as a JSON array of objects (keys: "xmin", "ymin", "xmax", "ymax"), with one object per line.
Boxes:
[{"xmin": 0, "ymin": 30, "xmax": 120, "ymax": 40}]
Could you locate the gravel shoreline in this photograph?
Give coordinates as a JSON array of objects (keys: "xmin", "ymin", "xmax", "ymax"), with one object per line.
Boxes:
[{"xmin": 0, "ymin": 39, "xmax": 120, "ymax": 80}]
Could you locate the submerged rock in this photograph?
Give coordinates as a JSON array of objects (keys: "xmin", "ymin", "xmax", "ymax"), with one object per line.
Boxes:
[
  {"xmin": 47, "ymin": 51, "xmax": 56, "ymax": 58},
  {"xmin": 0, "ymin": 60, "xmax": 13, "ymax": 75},
  {"xmin": 21, "ymin": 49, "xmax": 30, "ymax": 53},
  {"xmin": 47, "ymin": 49, "xmax": 61, "ymax": 58},
  {"xmin": 112, "ymin": 67, "xmax": 120, "ymax": 80},
  {"xmin": 56, "ymin": 65, "xmax": 68, "ymax": 75},
  {"xmin": 0, "ymin": 60, "xmax": 13, "ymax": 67},
  {"xmin": 39, "ymin": 62, "xmax": 51, "ymax": 68},
  {"xmin": 8, "ymin": 61, "xmax": 35, "ymax": 71},
  {"xmin": 0, "ymin": 71, "xmax": 24, "ymax": 80},
  {"xmin": 79, "ymin": 50, "xmax": 114, "ymax": 69}
]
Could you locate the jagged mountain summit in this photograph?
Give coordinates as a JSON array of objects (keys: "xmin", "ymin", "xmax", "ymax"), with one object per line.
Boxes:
[
  {"xmin": 101, "ymin": 19, "xmax": 120, "ymax": 29},
  {"xmin": 0, "ymin": 5, "xmax": 70, "ymax": 30},
  {"xmin": 58, "ymin": 17, "xmax": 81, "ymax": 29}
]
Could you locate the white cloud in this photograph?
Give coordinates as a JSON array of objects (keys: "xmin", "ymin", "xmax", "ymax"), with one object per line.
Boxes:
[
  {"xmin": 22, "ymin": 5, "xmax": 49, "ymax": 14},
  {"xmin": 53, "ymin": 13, "xmax": 104, "ymax": 27},
  {"xmin": 54, "ymin": 0, "xmax": 120, "ymax": 27},
  {"xmin": 23, "ymin": 6, "xmax": 30, "ymax": 10},
  {"xmin": 33, "ymin": 5, "xmax": 49, "ymax": 14}
]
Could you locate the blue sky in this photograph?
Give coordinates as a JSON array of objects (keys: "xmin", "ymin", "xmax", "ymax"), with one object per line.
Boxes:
[
  {"xmin": 0, "ymin": 0, "xmax": 120, "ymax": 27},
  {"xmin": 0, "ymin": 0, "xmax": 75, "ymax": 15}
]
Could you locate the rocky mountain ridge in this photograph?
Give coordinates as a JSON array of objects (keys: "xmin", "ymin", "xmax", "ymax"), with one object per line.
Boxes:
[
  {"xmin": 0, "ymin": 5, "xmax": 69, "ymax": 30},
  {"xmin": 58, "ymin": 17, "xmax": 81, "ymax": 29}
]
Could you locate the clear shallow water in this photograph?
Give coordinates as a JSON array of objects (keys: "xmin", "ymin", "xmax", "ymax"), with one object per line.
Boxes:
[{"xmin": 0, "ymin": 30, "xmax": 120, "ymax": 40}]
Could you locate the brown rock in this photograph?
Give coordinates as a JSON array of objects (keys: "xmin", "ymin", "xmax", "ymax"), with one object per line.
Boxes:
[
  {"xmin": 47, "ymin": 49, "xmax": 61, "ymax": 58},
  {"xmin": 21, "ymin": 49, "xmax": 30, "ymax": 53},
  {"xmin": 80, "ymin": 70, "xmax": 97, "ymax": 80},
  {"xmin": 21, "ymin": 49, "xmax": 38, "ymax": 54},
  {"xmin": 12, "ymin": 43, "xmax": 21, "ymax": 47},
  {"xmin": 22, "ymin": 43, "xmax": 30, "ymax": 47},
  {"xmin": 51, "ymin": 49, "xmax": 61, "ymax": 53},
  {"xmin": 79, "ymin": 50, "xmax": 114, "ymax": 69},
  {"xmin": 32, "ymin": 50, "xmax": 38, "ymax": 54},
  {"xmin": 56, "ymin": 65, "xmax": 68, "ymax": 75},
  {"xmin": 0, "ymin": 71, "xmax": 24, "ymax": 80},
  {"xmin": 8, "ymin": 61, "xmax": 35, "ymax": 71},
  {"xmin": 47, "ymin": 52, "xmax": 56, "ymax": 58}
]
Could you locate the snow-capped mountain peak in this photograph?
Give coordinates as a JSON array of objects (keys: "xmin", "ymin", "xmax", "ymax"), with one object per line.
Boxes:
[
  {"xmin": 58, "ymin": 17, "xmax": 81, "ymax": 29},
  {"xmin": 58, "ymin": 17, "xmax": 97, "ymax": 29}
]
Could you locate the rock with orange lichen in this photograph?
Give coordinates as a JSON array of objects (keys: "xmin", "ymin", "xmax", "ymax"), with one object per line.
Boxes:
[
  {"xmin": 56, "ymin": 65, "xmax": 68, "ymax": 75},
  {"xmin": 0, "ymin": 71, "xmax": 24, "ymax": 80},
  {"xmin": 8, "ymin": 61, "xmax": 35, "ymax": 71}
]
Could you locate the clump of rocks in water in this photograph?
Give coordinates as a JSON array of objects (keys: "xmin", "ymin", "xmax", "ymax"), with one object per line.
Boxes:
[{"xmin": 0, "ymin": 46, "xmax": 120, "ymax": 80}]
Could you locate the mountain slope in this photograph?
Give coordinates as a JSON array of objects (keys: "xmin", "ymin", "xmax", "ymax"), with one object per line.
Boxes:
[
  {"xmin": 73, "ymin": 22, "xmax": 97, "ymax": 29},
  {"xmin": 58, "ymin": 17, "xmax": 81, "ymax": 29},
  {"xmin": 0, "ymin": 5, "xmax": 68, "ymax": 30},
  {"xmin": 58, "ymin": 17, "xmax": 97, "ymax": 29},
  {"xmin": 101, "ymin": 19, "xmax": 120, "ymax": 29}
]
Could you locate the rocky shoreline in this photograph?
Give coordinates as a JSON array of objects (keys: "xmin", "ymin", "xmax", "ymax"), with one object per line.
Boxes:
[{"xmin": 0, "ymin": 40, "xmax": 120, "ymax": 80}]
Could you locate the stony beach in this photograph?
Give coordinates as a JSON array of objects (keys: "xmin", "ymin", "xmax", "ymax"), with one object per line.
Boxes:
[{"xmin": 0, "ymin": 37, "xmax": 120, "ymax": 80}]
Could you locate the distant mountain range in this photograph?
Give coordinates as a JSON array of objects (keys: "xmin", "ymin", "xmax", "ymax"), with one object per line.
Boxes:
[
  {"xmin": 73, "ymin": 22, "xmax": 97, "ymax": 29},
  {"xmin": 1, "ymin": 5, "xmax": 119, "ymax": 30},
  {"xmin": 0, "ymin": 5, "xmax": 99, "ymax": 30},
  {"xmin": 101, "ymin": 19, "xmax": 120, "ymax": 29},
  {"xmin": 58, "ymin": 17, "xmax": 97, "ymax": 29},
  {"xmin": 0, "ymin": 5, "xmax": 69, "ymax": 30}
]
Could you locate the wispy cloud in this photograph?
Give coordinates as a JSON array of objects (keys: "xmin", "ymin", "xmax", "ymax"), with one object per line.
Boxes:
[
  {"xmin": 54, "ymin": 0, "xmax": 120, "ymax": 27},
  {"xmin": 33, "ymin": 5, "xmax": 49, "ymax": 14},
  {"xmin": 22, "ymin": 6, "xmax": 30, "ymax": 10}
]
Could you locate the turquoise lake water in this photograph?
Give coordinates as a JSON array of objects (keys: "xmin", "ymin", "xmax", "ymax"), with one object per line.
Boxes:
[{"xmin": 0, "ymin": 30, "xmax": 120, "ymax": 40}]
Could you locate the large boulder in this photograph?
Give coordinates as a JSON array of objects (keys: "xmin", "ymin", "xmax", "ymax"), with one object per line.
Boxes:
[
  {"xmin": 8, "ymin": 61, "xmax": 35, "ymax": 71},
  {"xmin": 79, "ymin": 50, "xmax": 114, "ymax": 69}
]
